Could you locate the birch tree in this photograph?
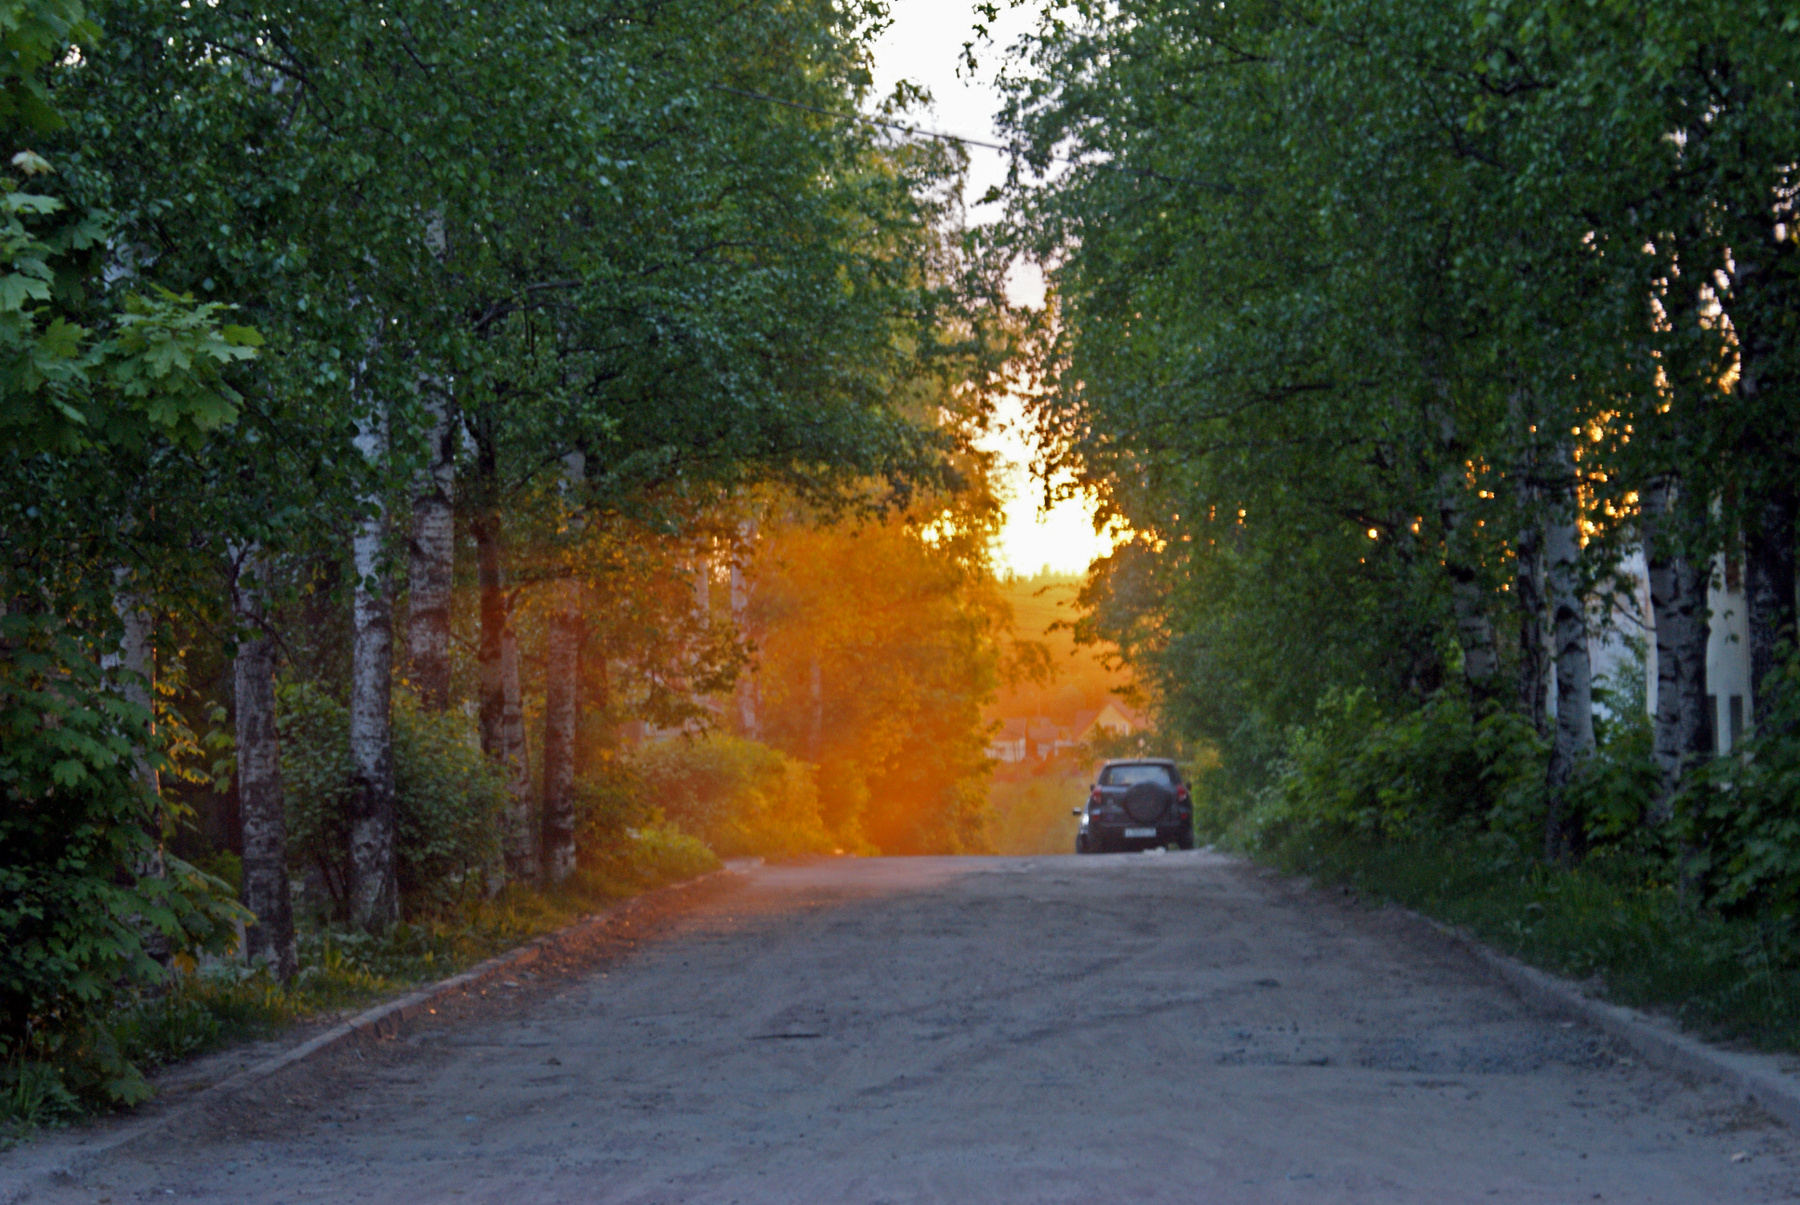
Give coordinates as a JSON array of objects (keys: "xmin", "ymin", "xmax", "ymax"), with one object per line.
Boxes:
[
  {"xmin": 347, "ymin": 383, "xmax": 398, "ymax": 930},
  {"xmin": 408, "ymin": 378, "xmax": 456, "ymax": 712},
  {"xmin": 231, "ymin": 546, "xmax": 296, "ymax": 979}
]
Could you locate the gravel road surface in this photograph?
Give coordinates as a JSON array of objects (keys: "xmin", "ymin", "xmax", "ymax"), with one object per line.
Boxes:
[{"xmin": 11, "ymin": 851, "xmax": 1799, "ymax": 1203}]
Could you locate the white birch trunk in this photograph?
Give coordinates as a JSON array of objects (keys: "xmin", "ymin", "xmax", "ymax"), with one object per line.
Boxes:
[
  {"xmin": 1542, "ymin": 455, "xmax": 1595, "ymax": 860},
  {"xmin": 108, "ymin": 574, "xmax": 168, "ymax": 960},
  {"xmin": 408, "ymin": 376, "xmax": 456, "ymax": 712},
  {"xmin": 110, "ymin": 576, "xmax": 162, "ymax": 814},
  {"xmin": 231, "ymin": 547, "xmax": 296, "ymax": 980},
  {"xmin": 349, "ymin": 396, "xmax": 398, "ymax": 930},
  {"xmin": 1640, "ymin": 474, "xmax": 1712, "ymax": 820}
]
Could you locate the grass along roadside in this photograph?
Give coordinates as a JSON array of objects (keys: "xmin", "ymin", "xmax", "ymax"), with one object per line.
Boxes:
[
  {"xmin": 1251, "ymin": 829, "xmax": 1800, "ymax": 1054},
  {"xmin": 1, "ymin": 828, "xmax": 718, "ymax": 1142}
]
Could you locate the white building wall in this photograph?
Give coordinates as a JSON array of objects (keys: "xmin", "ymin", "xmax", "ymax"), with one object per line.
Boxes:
[
  {"xmin": 1707, "ymin": 559, "xmax": 1753, "ymax": 752},
  {"xmin": 1582, "ymin": 547, "xmax": 1752, "ymax": 753}
]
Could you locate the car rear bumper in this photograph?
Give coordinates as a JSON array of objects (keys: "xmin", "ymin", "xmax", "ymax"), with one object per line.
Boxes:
[{"xmin": 1085, "ymin": 821, "xmax": 1191, "ymax": 849}]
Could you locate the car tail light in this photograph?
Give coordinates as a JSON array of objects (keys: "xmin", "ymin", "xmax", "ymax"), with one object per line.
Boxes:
[
  {"xmin": 1176, "ymin": 786, "xmax": 1191, "ymax": 803},
  {"xmin": 1089, "ymin": 791, "xmax": 1103, "ymax": 807}
]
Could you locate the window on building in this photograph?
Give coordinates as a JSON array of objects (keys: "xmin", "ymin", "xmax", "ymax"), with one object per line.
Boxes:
[
  {"xmin": 1707, "ymin": 694, "xmax": 1719, "ymax": 754},
  {"xmin": 1730, "ymin": 695, "xmax": 1745, "ymax": 749}
]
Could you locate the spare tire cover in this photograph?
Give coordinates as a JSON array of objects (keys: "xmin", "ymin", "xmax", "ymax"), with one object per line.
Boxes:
[{"xmin": 1121, "ymin": 780, "xmax": 1174, "ymax": 824}]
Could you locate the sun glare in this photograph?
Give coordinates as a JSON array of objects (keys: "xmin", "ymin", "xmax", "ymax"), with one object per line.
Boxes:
[{"xmin": 979, "ymin": 395, "xmax": 1119, "ymax": 576}]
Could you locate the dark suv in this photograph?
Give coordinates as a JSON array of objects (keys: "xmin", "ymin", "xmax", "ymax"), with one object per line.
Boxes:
[{"xmin": 1073, "ymin": 759, "xmax": 1194, "ymax": 853}]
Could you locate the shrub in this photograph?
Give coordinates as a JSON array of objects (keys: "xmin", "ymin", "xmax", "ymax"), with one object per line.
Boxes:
[
  {"xmin": 1239, "ymin": 688, "xmax": 1545, "ymax": 851},
  {"xmin": 279, "ymin": 682, "xmax": 506, "ymax": 918},
  {"xmin": 632, "ymin": 733, "xmax": 834, "ymax": 858},
  {"xmin": 1676, "ymin": 648, "xmax": 1800, "ymax": 931},
  {"xmin": 0, "ymin": 619, "xmax": 243, "ymax": 1111}
]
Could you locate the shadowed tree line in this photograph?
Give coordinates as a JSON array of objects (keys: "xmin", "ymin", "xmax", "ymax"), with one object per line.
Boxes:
[
  {"xmin": 990, "ymin": 2, "xmax": 1800, "ymax": 883},
  {"xmin": 2, "ymin": 0, "xmax": 1015, "ymax": 1106}
]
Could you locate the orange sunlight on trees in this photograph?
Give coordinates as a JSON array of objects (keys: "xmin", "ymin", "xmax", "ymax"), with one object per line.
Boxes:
[{"xmin": 747, "ymin": 494, "xmax": 1013, "ymax": 855}]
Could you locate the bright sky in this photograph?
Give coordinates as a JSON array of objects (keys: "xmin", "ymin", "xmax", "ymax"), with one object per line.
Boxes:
[{"xmin": 868, "ymin": 1, "xmax": 1118, "ymax": 577}]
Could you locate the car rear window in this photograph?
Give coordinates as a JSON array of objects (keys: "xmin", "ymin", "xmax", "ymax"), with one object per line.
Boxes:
[{"xmin": 1101, "ymin": 764, "xmax": 1174, "ymax": 787}]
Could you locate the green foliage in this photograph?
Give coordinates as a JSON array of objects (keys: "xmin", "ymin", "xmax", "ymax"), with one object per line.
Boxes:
[
  {"xmin": 279, "ymin": 683, "xmax": 505, "ymax": 917},
  {"xmin": 1229, "ymin": 690, "xmax": 1546, "ymax": 850},
  {"xmin": 632, "ymin": 734, "xmax": 835, "ymax": 860},
  {"xmin": 0, "ymin": 615, "xmax": 245, "ymax": 1106},
  {"xmin": 0, "ymin": 812, "xmax": 723, "ymax": 1134},
  {"xmin": 569, "ymin": 754, "xmax": 721, "ymax": 885},
  {"xmin": 1677, "ymin": 650, "xmax": 1800, "ymax": 928},
  {"xmin": 0, "ymin": 2, "xmax": 257, "ymax": 454},
  {"xmin": 991, "ymin": 0, "xmax": 1800, "ymax": 803},
  {"xmin": 579, "ymin": 826, "xmax": 720, "ymax": 894}
]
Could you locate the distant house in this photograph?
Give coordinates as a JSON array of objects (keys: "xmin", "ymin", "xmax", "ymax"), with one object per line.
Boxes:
[
  {"xmin": 1073, "ymin": 699, "xmax": 1145, "ymax": 744},
  {"xmin": 987, "ymin": 701, "xmax": 1152, "ymax": 764},
  {"xmin": 987, "ymin": 717, "xmax": 1030, "ymax": 763},
  {"xmin": 987, "ymin": 714, "xmax": 1082, "ymax": 762},
  {"xmin": 1026, "ymin": 717, "xmax": 1069, "ymax": 760}
]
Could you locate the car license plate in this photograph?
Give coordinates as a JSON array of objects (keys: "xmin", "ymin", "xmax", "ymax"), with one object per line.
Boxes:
[{"xmin": 1124, "ymin": 827, "xmax": 1157, "ymax": 838}]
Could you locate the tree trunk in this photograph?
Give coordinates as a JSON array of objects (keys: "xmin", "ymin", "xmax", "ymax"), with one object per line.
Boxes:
[
  {"xmin": 1507, "ymin": 395, "xmax": 1551, "ymax": 737},
  {"xmin": 109, "ymin": 574, "xmax": 168, "ymax": 960},
  {"xmin": 694, "ymin": 553, "xmax": 711, "ymax": 624},
  {"xmin": 1727, "ymin": 211, "xmax": 1799, "ymax": 726},
  {"xmin": 1640, "ymin": 474, "xmax": 1712, "ymax": 820},
  {"xmin": 348, "ymin": 399, "xmax": 398, "ymax": 931},
  {"xmin": 576, "ymin": 626, "xmax": 609, "ymax": 781},
  {"xmin": 231, "ymin": 547, "xmax": 296, "ymax": 981},
  {"xmin": 472, "ymin": 491, "xmax": 535, "ymax": 882},
  {"xmin": 111, "ymin": 578, "xmax": 161, "ymax": 806},
  {"xmin": 540, "ymin": 451, "xmax": 586, "ymax": 886},
  {"xmin": 541, "ymin": 578, "xmax": 581, "ymax": 885},
  {"xmin": 1744, "ymin": 484, "xmax": 1798, "ymax": 715},
  {"xmin": 1542, "ymin": 466, "xmax": 1595, "ymax": 861},
  {"xmin": 1436, "ymin": 462, "xmax": 1500, "ymax": 704},
  {"xmin": 731, "ymin": 528, "xmax": 760, "ymax": 739},
  {"xmin": 408, "ymin": 377, "xmax": 456, "ymax": 711},
  {"xmin": 808, "ymin": 656, "xmax": 824, "ymax": 762},
  {"xmin": 1513, "ymin": 519, "xmax": 1550, "ymax": 737}
]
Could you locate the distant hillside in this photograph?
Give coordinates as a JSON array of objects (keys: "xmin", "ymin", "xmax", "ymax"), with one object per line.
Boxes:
[{"xmin": 991, "ymin": 571, "xmax": 1134, "ymax": 729}]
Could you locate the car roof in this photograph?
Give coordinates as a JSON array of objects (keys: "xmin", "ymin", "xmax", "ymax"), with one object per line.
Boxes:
[{"xmin": 1101, "ymin": 758, "xmax": 1176, "ymax": 767}]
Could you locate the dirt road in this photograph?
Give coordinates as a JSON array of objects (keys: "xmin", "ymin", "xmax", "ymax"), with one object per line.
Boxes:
[{"xmin": 12, "ymin": 851, "xmax": 1800, "ymax": 1203}]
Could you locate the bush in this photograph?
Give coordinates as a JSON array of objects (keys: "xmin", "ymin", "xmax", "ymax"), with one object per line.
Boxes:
[
  {"xmin": 0, "ymin": 619, "xmax": 244, "ymax": 1112},
  {"xmin": 632, "ymin": 733, "xmax": 834, "ymax": 858},
  {"xmin": 1677, "ymin": 648, "xmax": 1800, "ymax": 931},
  {"xmin": 1231, "ymin": 688, "xmax": 1545, "ymax": 852},
  {"xmin": 279, "ymin": 682, "xmax": 506, "ymax": 918}
]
